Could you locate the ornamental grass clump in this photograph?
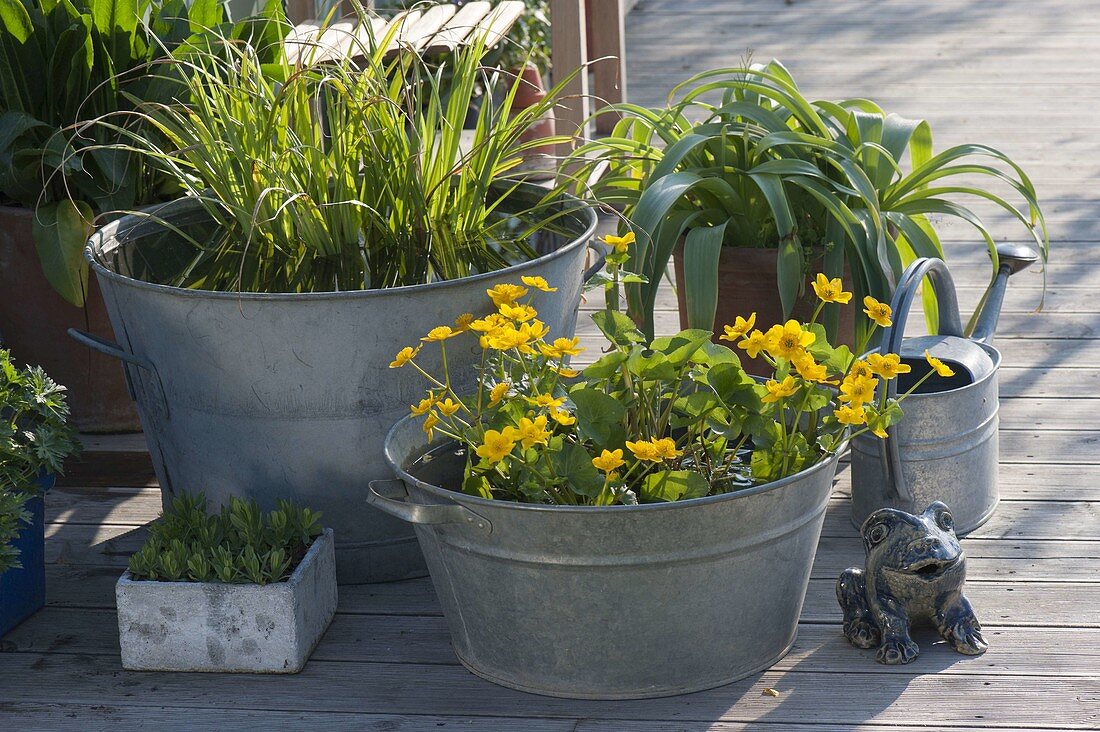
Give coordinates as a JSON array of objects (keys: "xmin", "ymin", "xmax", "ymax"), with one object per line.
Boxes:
[
  {"xmin": 394, "ymin": 247, "xmax": 953, "ymax": 506},
  {"xmin": 127, "ymin": 494, "xmax": 323, "ymax": 584}
]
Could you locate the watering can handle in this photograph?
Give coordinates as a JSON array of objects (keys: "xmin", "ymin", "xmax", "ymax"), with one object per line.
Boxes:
[
  {"xmin": 876, "ymin": 258, "xmax": 965, "ymax": 503},
  {"xmin": 67, "ymin": 328, "xmax": 170, "ymax": 419},
  {"xmin": 367, "ymin": 479, "xmax": 492, "ymax": 534}
]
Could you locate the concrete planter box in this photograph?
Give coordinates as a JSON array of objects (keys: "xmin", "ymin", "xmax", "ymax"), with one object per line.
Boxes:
[{"xmin": 116, "ymin": 529, "xmax": 337, "ymax": 673}]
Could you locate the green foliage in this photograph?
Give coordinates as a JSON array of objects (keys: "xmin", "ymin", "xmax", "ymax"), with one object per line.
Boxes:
[
  {"xmin": 127, "ymin": 494, "xmax": 323, "ymax": 585},
  {"xmin": 95, "ymin": 4, "xmax": 581, "ymax": 294},
  {"xmin": 0, "ymin": 487, "xmax": 32, "ymax": 575},
  {"xmin": 0, "ymin": 348, "xmax": 78, "ymax": 573},
  {"xmin": 0, "ymin": 0, "xmax": 238, "ymax": 305},
  {"xmin": 570, "ymin": 60, "xmax": 1048, "ymax": 344}
]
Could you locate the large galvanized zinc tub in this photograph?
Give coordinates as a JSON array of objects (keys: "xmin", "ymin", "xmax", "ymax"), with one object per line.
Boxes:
[
  {"xmin": 76, "ymin": 185, "xmax": 596, "ymax": 583},
  {"xmin": 369, "ymin": 415, "xmax": 844, "ymax": 699}
]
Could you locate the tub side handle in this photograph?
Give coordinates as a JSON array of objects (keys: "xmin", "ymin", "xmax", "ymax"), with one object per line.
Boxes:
[
  {"xmin": 67, "ymin": 328, "xmax": 170, "ymax": 418},
  {"xmin": 368, "ymin": 479, "xmax": 492, "ymax": 534},
  {"xmin": 582, "ymin": 242, "xmax": 607, "ymax": 284}
]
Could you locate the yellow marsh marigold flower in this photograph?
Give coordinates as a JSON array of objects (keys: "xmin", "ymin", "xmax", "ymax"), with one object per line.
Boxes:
[
  {"xmin": 436, "ymin": 398, "xmax": 462, "ymax": 417},
  {"xmin": 520, "ymin": 320, "xmax": 550, "ymax": 342},
  {"xmin": 475, "ymin": 429, "xmax": 516, "ymax": 464},
  {"xmin": 389, "ymin": 345, "xmax": 421, "ymax": 368},
  {"xmin": 812, "ymin": 273, "xmax": 853, "ymax": 304},
  {"xmin": 529, "ymin": 393, "xmax": 565, "ymax": 409},
  {"xmin": 793, "ymin": 353, "xmax": 836, "ymax": 384},
  {"xmin": 766, "ymin": 320, "xmax": 816, "ymax": 360},
  {"xmin": 499, "ymin": 302, "xmax": 538, "ymax": 322},
  {"xmin": 592, "ymin": 449, "xmax": 625, "ymax": 473},
  {"xmin": 487, "ymin": 283, "xmax": 528, "ymax": 307},
  {"xmin": 863, "ymin": 296, "xmax": 893, "ymax": 328},
  {"xmin": 422, "ymin": 326, "xmax": 459, "ymax": 342},
  {"xmin": 848, "ymin": 359, "xmax": 874, "ymax": 380},
  {"xmin": 489, "ymin": 382, "xmax": 511, "ymax": 405},
  {"xmin": 867, "ymin": 353, "xmax": 912, "ymax": 380},
  {"xmin": 719, "ymin": 313, "xmax": 756, "ymax": 343},
  {"xmin": 839, "ymin": 374, "xmax": 877, "ymax": 407},
  {"xmin": 762, "ymin": 375, "xmax": 799, "ymax": 404},
  {"xmin": 626, "ymin": 437, "xmax": 682, "ymax": 462},
  {"xmin": 521, "ymin": 275, "xmax": 557, "ymax": 292},
  {"xmin": 422, "ymin": 412, "xmax": 440, "ymax": 440},
  {"xmin": 602, "ymin": 231, "xmax": 635, "ymax": 254},
  {"xmin": 549, "ymin": 408, "xmax": 576, "ymax": 426},
  {"xmin": 410, "ymin": 396, "xmax": 435, "ymax": 416},
  {"xmin": 925, "ymin": 350, "xmax": 956, "ymax": 378},
  {"xmin": 454, "ymin": 313, "xmax": 474, "ymax": 332},
  {"xmin": 737, "ymin": 329, "xmax": 770, "ymax": 359},
  {"xmin": 652, "ymin": 437, "xmax": 682, "ymax": 460},
  {"xmin": 554, "ymin": 366, "xmax": 580, "ymax": 378},
  {"xmin": 485, "ymin": 324, "xmax": 529, "ymax": 352},
  {"xmin": 834, "ymin": 404, "xmax": 868, "ymax": 426},
  {"xmin": 539, "ymin": 336, "xmax": 584, "ymax": 359},
  {"xmin": 515, "ymin": 415, "xmax": 551, "ymax": 449},
  {"xmin": 469, "ymin": 313, "xmax": 507, "ymax": 333}
]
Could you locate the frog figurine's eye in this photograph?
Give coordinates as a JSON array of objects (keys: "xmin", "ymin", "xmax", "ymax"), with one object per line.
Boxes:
[
  {"xmin": 937, "ymin": 509, "xmax": 954, "ymax": 532},
  {"xmin": 867, "ymin": 523, "xmax": 890, "ymax": 545}
]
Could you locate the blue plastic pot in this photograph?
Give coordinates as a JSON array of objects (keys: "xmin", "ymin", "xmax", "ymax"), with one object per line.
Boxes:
[{"xmin": 0, "ymin": 473, "xmax": 53, "ymax": 638}]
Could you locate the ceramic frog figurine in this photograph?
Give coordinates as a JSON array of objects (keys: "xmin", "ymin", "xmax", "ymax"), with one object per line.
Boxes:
[{"xmin": 836, "ymin": 501, "xmax": 988, "ymax": 664}]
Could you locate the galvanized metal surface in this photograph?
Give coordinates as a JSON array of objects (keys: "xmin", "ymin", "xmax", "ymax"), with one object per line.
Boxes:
[
  {"xmin": 851, "ymin": 246, "xmax": 1035, "ymax": 535},
  {"xmin": 372, "ymin": 415, "xmax": 844, "ymax": 699},
  {"xmin": 76, "ymin": 184, "xmax": 596, "ymax": 584}
]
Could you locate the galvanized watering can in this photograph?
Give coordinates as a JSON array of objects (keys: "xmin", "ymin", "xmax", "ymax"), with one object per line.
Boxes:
[{"xmin": 850, "ymin": 243, "xmax": 1038, "ymax": 535}]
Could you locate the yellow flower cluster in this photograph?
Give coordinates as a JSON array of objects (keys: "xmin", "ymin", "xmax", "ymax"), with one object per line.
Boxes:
[{"xmin": 625, "ymin": 437, "xmax": 682, "ymax": 462}]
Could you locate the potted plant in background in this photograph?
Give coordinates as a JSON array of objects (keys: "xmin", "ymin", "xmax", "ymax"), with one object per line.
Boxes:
[
  {"xmin": 116, "ymin": 494, "xmax": 335, "ymax": 672},
  {"xmin": 367, "ymin": 264, "xmax": 947, "ymax": 698},
  {"xmin": 571, "ymin": 61, "xmax": 1048, "ymax": 356},
  {"xmin": 70, "ymin": 8, "xmax": 597, "ymax": 583},
  {"xmin": 0, "ymin": 349, "xmax": 79, "ymax": 637},
  {"xmin": 0, "ymin": 0, "xmax": 237, "ymax": 431}
]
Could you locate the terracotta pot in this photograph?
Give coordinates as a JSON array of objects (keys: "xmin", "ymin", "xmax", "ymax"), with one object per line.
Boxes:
[
  {"xmin": 673, "ymin": 243, "xmax": 856, "ymax": 376},
  {"xmin": 512, "ymin": 64, "xmax": 557, "ymax": 161},
  {"xmin": 0, "ymin": 206, "xmax": 140, "ymax": 432}
]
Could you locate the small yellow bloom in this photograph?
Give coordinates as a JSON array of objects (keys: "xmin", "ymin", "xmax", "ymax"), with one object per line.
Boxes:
[
  {"xmin": 863, "ymin": 296, "xmax": 893, "ymax": 328},
  {"xmin": 848, "ymin": 359, "xmax": 874, "ymax": 380},
  {"xmin": 422, "ymin": 412, "xmax": 440, "ymax": 441},
  {"xmin": 453, "ymin": 313, "xmax": 474, "ymax": 332},
  {"xmin": 499, "ymin": 302, "xmax": 538, "ymax": 322},
  {"xmin": 793, "ymin": 353, "xmax": 836, "ymax": 384},
  {"xmin": 872, "ymin": 424, "xmax": 888, "ymax": 438},
  {"xmin": 549, "ymin": 408, "xmax": 576, "ymax": 425},
  {"xmin": 554, "ymin": 366, "xmax": 580, "ymax": 378},
  {"xmin": 389, "ymin": 345, "xmax": 421, "ymax": 368},
  {"xmin": 834, "ymin": 404, "xmax": 868, "ymax": 426},
  {"xmin": 521, "ymin": 275, "xmax": 557, "ymax": 292},
  {"xmin": 626, "ymin": 437, "xmax": 682, "ymax": 462},
  {"xmin": 592, "ymin": 449, "xmax": 625, "ymax": 473},
  {"xmin": 520, "ymin": 320, "xmax": 550, "ymax": 342},
  {"xmin": 436, "ymin": 398, "xmax": 461, "ymax": 417},
  {"xmin": 538, "ymin": 336, "xmax": 584, "ymax": 359},
  {"xmin": 762, "ymin": 375, "xmax": 799, "ymax": 404},
  {"xmin": 485, "ymin": 324, "xmax": 530, "ymax": 352},
  {"xmin": 602, "ymin": 231, "xmax": 636, "ymax": 254},
  {"xmin": 410, "ymin": 396, "xmax": 435, "ymax": 416},
  {"xmin": 839, "ymin": 374, "xmax": 877, "ymax": 407},
  {"xmin": 422, "ymin": 326, "xmax": 459, "ymax": 342},
  {"xmin": 529, "ymin": 393, "xmax": 566, "ymax": 409},
  {"xmin": 720, "ymin": 313, "xmax": 757, "ymax": 343},
  {"xmin": 737, "ymin": 329, "xmax": 771, "ymax": 359},
  {"xmin": 925, "ymin": 350, "xmax": 956, "ymax": 378},
  {"xmin": 486, "ymin": 283, "xmax": 528, "ymax": 307},
  {"xmin": 475, "ymin": 429, "xmax": 517, "ymax": 464},
  {"xmin": 489, "ymin": 382, "xmax": 511, "ymax": 405},
  {"xmin": 812, "ymin": 273, "xmax": 853, "ymax": 304},
  {"xmin": 469, "ymin": 313, "xmax": 507, "ymax": 333},
  {"xmin": 515, "ymin": 415, "xmax": 551, "ymax": 449},
  {"xmin": 866, "ymin": 353, "xmax": 912, "ymax": 380},
  {"xmin": 766, "ymin": 320, "xmax": 817, "ymax": 360}
]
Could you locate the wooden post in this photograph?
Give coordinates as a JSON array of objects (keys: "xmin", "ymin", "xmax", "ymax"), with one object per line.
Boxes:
[
  {"xmin": 549, "ymin": 0, "xmax": 590, "ymax": 158},
  {"xmin": 588, "ymin": 0, "xmax": 626, "ymax": 134}
]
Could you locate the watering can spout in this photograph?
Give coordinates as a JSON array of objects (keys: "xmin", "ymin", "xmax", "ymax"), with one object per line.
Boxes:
[{"xmin": 970, "ymin": 243, "xmax": 1039, "ymax": 345}]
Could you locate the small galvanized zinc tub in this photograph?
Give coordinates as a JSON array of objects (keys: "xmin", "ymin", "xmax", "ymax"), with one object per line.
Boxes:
[{"xmin": 369, "ymin": 415, "xmax": 845, "ymax": 699}]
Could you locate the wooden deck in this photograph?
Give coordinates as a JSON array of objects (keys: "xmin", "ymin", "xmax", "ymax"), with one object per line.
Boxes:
[{"xmin": 3, "ymin": 0, "xmax": 1099, "ymax": 728}]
